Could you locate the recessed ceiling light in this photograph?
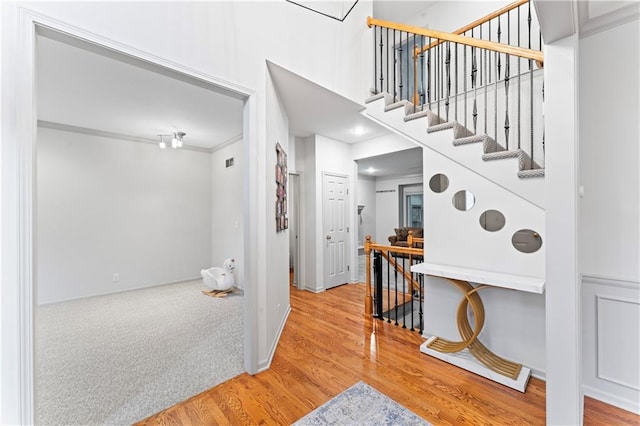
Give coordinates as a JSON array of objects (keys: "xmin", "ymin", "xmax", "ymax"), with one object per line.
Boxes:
[
  {"xmin": 366, "ymin": 167, "xmax": 375, "ymax": 174},
  {"xmin": 353, "ymin": 126, "xmax": 366, "ymax": 136}
]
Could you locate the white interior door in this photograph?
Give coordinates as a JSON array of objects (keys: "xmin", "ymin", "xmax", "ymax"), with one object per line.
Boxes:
[{"xmin": 323, "ymin": 173, "xmax": 349, "ymax": 289}]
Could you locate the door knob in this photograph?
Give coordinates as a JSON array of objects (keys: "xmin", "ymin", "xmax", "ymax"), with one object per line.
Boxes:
[{"xmin": 326, "ymin": 235, "xmax": 332, "ymax": 240}]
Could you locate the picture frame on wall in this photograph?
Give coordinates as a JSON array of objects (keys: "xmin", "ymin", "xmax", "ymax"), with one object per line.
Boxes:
[{"xmin": 275, "ymin": 142, "xmax": 288, "ymax": 232}]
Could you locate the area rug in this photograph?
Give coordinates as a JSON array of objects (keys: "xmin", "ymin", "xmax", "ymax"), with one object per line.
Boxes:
[{"xmin": 293, "ymin": 381, "xmax": 430, "ymax": 425}]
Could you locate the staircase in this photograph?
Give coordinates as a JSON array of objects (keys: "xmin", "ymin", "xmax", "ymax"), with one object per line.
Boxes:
[{"xmin": 364, "ymin": 0, "xmax": 545, "ymax": 207}]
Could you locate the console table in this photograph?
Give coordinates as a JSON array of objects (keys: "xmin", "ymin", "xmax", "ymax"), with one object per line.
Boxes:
[{"xmin": 411, "ymin": 262, "xmax": 545, "ymax": 392}]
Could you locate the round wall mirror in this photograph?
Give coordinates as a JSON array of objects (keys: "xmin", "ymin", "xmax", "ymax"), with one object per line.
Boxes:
[
  {"xmin": 452, "ymin": 190, "xmax": 475, "ymax": 211},
  {"xmin": 479, "ymin": 210, "xmax": 506, "ymax": 232},
  {"xmin": 429, "ymin": 173, "xmax": 449, "ymax": 193},
  {"xmin": 512, "ymin": 229, "xmax": 543, "ymax": 253}
]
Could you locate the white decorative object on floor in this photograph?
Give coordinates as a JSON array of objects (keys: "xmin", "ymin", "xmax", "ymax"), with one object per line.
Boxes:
[{"xmin": 201, "ymin": 258, "xmax": 236, "ymax": 291}]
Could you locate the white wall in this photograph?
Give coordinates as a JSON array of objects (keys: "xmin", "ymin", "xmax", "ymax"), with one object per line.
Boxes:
[
  {"xmin": 375, "ymin": 174, "xmax": 423, "ymax": 244},
  {"xmin": 356, "ymin": 176, "xmax": 376, "ymax": 245},
  {"xmin": 579, "ymin": 18, "xmax": 640, "ymax": 414},
  {"xmin": 36, "ymin": 126, "xmax": 212, "ymax": 304},
  {"xmin": 422, "ymin": 144, "xmax": 546, "ymax": 376},
  {"xmin": 263, "ymin": 69, "xmax": 291, "ymax": 369},
  {"xmin": 211, "ymin": 138, "xmax": 244, "ymax": 289},
  {"xmin": 1, "ymin": 2, "xmax": 374, "ymax": 420}
]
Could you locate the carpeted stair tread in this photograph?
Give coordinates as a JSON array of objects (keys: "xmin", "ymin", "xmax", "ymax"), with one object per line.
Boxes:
[
  {"xmin": 482, "ymin": 149, "xmax": 522, "ymax": 160},
  {"xmin": 427, "ymin": 121, "xmax": 456, "ymax": 133},
  {"xmin": 365, "ymin": 92, "xmax": 385, "ymax": 104},
  {"xmin": 483, "ymin": 149, "xmax": 531, "ymax": 170},
  {"xmin": 404, "ymin": 110, "xmax": 430, "ymax": 122},
  {"xmin": 453, "ymin": 134, "xmax": 488, "ymax": 145},
  {"xmin": 385, "ymin": 100, "xmax": 410, "ymax": 112},
  {"xmin": 518, "ymin": 169, "xmax": 545, "ymax": 179},
  {"xmin": 453, "ymin": 134, "xmax": 499, "ymax": 154}
]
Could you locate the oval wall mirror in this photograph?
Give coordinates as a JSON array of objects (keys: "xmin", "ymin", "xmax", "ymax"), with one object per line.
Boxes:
[
  {"xmin": 512, "ymin": 229, "xmax": 543, "ymax": 253},
  {"xmin": 429, "ymin": 173, "xmax": 449, "ymax": 193},
  {"xmin": 479, "ymin": 210, "xmax": 506, "ymax": 232},
  {"xmin": 452, "ymin": 190, "xmax": 475, "ymax": 211}
]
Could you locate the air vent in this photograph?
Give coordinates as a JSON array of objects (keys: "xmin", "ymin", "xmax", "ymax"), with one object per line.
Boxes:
[{"xmin": 225, "ymin": 157, "xmax": 234, "ymax": 168}]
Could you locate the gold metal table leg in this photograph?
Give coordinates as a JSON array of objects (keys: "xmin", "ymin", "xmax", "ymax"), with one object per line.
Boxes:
[{"xmin": 426, "ymin": 278, "xmax": 523, "ymax": 380}]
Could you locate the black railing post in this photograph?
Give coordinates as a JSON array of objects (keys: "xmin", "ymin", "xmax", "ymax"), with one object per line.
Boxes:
[
  {"xmin": 373, "ymin": 26, "xmax": 377, "ymax": 94},
  {"xmin": 373, "ymin": 251, "xmax": 383, "ymax": 319},
  {"xmin": 401, "ymin": 257, "xmax": 407, "ymax": 329},
  {"xmin": 393, "ymin": 29, "xmax": 397, "ymax": 102},
  {"xmin": 379, "ymin": 25, "xmax": 384, "ymax": 94}
]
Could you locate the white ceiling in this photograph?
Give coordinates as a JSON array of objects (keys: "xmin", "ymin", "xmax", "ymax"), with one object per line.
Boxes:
[
  {"xmin": 37, "ymin": 34, "xmax": 244, "ymax": 150},
  {"xmin": 267, "ymin": 61, "xmax": 390, "ymax": 144}
]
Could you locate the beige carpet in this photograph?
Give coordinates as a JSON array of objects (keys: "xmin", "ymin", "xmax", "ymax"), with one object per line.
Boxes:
[{"xmin": 36, "ymin": 280, "xmax": 244, "ymax": 425}]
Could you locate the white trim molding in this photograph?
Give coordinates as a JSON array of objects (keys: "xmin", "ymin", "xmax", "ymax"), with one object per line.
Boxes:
[
  {"xmin": 582, "ymin": 275, "xmax": 640, "ymax": 415},
  {"xmin": 1, "ymin": 6, "xmax": 260, "ymax": 424}
]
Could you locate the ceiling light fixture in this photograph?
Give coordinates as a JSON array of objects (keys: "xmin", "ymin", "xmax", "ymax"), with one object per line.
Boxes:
[
  {"xmin": 158, "ymin": 131, "xmax": 186, "ymax": 149},
  {"xmin": 353, "ymin": 126, "xmax": 365, "ymax": 136}
]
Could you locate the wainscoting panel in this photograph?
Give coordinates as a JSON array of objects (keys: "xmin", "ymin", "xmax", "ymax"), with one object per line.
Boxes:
[{"xmin": 582, "ymin": 275, "xmax": 640, "ymax": 414}]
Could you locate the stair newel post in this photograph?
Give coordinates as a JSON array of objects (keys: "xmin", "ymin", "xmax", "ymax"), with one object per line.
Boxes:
[
  {"xmin": 379, "ymin": 25, "xmax": 384, "ymax": 94},
  {"xmin": 365, "ymin": 235, "xmax": 373, "ymax": 316}
]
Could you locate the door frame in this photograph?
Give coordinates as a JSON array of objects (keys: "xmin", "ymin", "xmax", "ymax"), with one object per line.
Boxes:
[
  {"xmin": 288, "ymin": 172, "xmax": 303, "ymax": 290},
  {"xmin": 1, "ymin": 8, "xmax": 260, "ymax": 423}
]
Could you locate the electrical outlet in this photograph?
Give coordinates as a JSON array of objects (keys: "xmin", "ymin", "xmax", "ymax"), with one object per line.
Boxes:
[{"xmin": 113, "ymin": 273, "xmax": 119, "ymax": 282}]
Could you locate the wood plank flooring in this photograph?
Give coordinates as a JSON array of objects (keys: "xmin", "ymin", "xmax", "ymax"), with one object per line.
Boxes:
[{"xmin": 137, "ymin": 283, "xmax": 639, "ymax": 425}]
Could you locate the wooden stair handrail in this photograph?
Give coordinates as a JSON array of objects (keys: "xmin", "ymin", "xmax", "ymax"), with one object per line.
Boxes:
[
  {"xmin": 364, "ymin": 235, "xmax": 423, "ymax": 316},
  {"xmin": 416, "ymin": 0, "xmax": 530, "ymax": 56},
  {"xmin": 367, "ymin": 16, "xmax": 543, "ymax": 64}
]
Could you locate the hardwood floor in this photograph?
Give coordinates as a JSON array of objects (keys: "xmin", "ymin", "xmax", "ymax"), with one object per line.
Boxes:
[{"xmin": 137, "ymin": 284, "xmax": 639, "ymax": 425}]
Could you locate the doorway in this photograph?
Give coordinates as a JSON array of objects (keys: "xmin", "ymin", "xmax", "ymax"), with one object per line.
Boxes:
[
  {"xmin": 26, "ymin": 20, "xmax": 253, "ymax": 423},
  {"xmin": 289, "ymin": 172, "xmax": 302, "ymax": 289}
]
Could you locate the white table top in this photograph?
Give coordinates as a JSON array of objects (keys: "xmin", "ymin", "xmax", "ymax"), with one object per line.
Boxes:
[{"xmin": 411, "ymin": 262, "xmax": 545, "ymax": 294}]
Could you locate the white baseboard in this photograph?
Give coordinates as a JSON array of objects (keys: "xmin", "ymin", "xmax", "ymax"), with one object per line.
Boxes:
[
  {"xmin": 257, "ymin": 304, "xmax": 292, "ymax": 373},
  {"xmin": 584, "ymin": 384, "xmax": 640, "ymax": 415},
  {"xmin": 37, "ymin": 276, "xmax": 203, "ymax": 306}
]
